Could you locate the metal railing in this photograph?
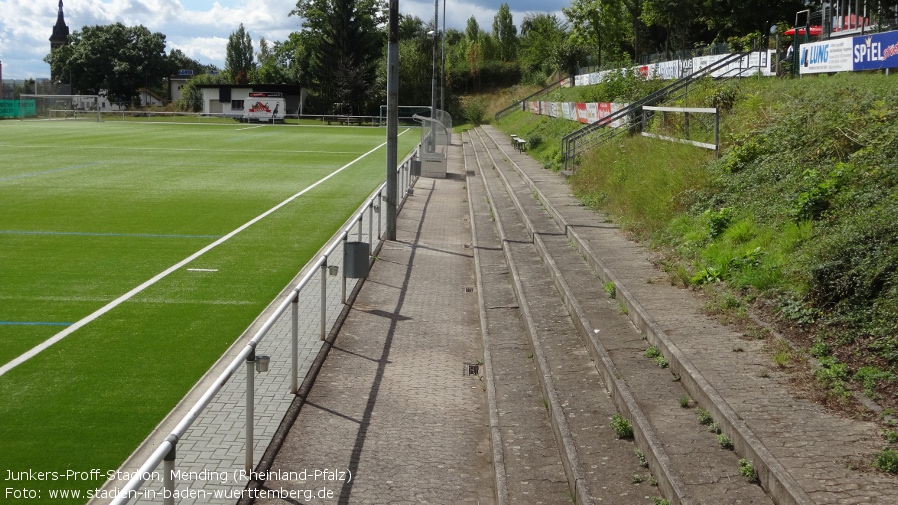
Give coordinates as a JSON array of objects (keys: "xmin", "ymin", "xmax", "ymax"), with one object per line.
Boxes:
[
  {"xmin": 494, "ymin": 75, "xmax": 569, "ymax": 122},
  {"xmin": 561, "ymin": 49, "xmax": 759, "ymax": 172},
  {"xmin": 107, "ymin": 146, "xmax": 420, "ymax": 505}
]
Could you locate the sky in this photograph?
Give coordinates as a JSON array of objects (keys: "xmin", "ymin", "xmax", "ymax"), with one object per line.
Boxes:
[{"xmin": 0, "ymin": 0, "xmax": 568, "ymax": 80}]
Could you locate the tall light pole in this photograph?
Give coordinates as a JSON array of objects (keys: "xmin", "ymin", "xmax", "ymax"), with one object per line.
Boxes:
[
  {"xmin": 430, "ymin": 0, "xmax": 438, "ymax": 121},
  {"xmin": 440, "ymin": 0, "xmax": 446, "ymax": 113},
  {"xmin": 386, "ymin": 0, "xmax": 398, "ymax": 240}
]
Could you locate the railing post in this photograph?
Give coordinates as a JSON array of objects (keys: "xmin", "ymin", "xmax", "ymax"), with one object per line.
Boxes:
[
  {"xmin": 684, "ymin": 111, "xmax": 690, "ymax": 139},
  {"xmin": 320, "ymin": 260, "xmax": 327, "ymax": 341},
  {"xmin": 245, "ymin": 352, "xmax": 255, "ymax": 473},
  {"xmin": 291, "ymin": 292, "xmax": 299, "ymax": 394},
  {"xmin": 714, "ymin": 110, "xmax": 720, "ymax": 158},
  {"xmin": 377, "ymin": 191, "xmax": 383, "ymax": 240},
  {"xmin": 163, "ymin": 444, "xmax": 176, "ymax": 505},
  {"xmin": 341, "ymin": 237, "xmax": 347, "ymax": 304},
  {"xmin": 368, "ymin": 202, "xmax": 373, "ymax": 247},
  {"xmin": 357, "ymin": 214, "xmax": 363, "ymax": 241}
]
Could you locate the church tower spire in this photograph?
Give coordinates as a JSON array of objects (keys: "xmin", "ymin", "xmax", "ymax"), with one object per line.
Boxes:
[{"xmin": 50, "ymin": 0, "xmax": 70, "ymax": 50}]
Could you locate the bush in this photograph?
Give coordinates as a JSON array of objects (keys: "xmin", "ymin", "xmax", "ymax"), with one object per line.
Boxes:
[
  {"xmin": 611, "ymin": 413, "xmax": 634, "ymax": 439},
  {"xmin": 462, "ymin": 97, "xmax": 487, "ymax": 125}
]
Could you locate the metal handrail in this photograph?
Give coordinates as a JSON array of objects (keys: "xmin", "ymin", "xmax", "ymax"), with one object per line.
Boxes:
[
  {"xmin": 494, "ymin": 75, "xmax": 569, "ymax": 122},
  {"xmin": 560, "ymin": 49, "xmax": 759, "ymax": 171},
  {"xmin": 108, "ymin": 146, "xmax": 420, "ymax": 505}
]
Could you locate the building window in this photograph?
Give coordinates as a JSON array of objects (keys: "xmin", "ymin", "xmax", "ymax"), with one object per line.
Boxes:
[{"xmin": 231, "ymin": 100, "xmax": 244, "ymax": 110}]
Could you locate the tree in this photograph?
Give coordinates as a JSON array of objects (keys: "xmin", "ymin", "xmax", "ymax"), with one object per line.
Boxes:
[
  {"xmin": 564, "ymin": 0, "xmax": 630, "ymax": 68},
  {"xmin": 167, "ymin": 49, "xmax": 219, "ymax": 78},
  {"xmin": 492, "ymin": 3, "xmax": 518, "ymax": 62},
  {"xmin": 291, "ymin": 0, "xmax": 384, "ymax": 114},
  {"xmin": 44, "ymin": 23, "xmax": 167, "ymax": 103},
  {"xmin": 225, "ymin": 24, "xmax": 255, "ymax": 84},
  {"xmin": 519, "ymin": 14, "xmax": 568, "ymax": 78},
  {"xmin": 271, "ymin": 32, "xmax": 314, "ymax": 87}
]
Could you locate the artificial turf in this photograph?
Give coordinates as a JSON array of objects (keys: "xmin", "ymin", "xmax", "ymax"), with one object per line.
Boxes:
[{"xmin": 0, "ymin": 119, "xmax": 418, "ymax": 503}]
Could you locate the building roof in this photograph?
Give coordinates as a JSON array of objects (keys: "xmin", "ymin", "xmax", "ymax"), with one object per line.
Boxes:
[{"xmin": 195, "ymin": 84, "xmax": 304, "ymax": 93}]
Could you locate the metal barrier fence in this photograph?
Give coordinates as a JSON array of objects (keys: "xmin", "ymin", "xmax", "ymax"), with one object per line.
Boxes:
[{"xmin": 104, "ymin": 146, "xmax": 420, "ymax": 505}]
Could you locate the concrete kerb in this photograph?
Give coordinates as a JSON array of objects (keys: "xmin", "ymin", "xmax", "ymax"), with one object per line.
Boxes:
[
  {"xmin": 479, "ymin": 126, "xmax": 813, "ymax": 505},
  {"xmin": 469, "ymin": 130, "xmax": 593, "ymax": 505},
  {"xmin": 463, "ymin": 136, "xmax": 510, "ymax": 505}
]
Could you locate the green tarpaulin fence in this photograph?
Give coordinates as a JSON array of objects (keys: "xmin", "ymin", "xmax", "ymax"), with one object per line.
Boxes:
[{"xmin": 0, "ymin": 100, "xmax": 35, "ymax": 118}]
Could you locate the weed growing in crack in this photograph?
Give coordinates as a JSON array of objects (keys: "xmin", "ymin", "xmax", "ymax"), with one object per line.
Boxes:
[
  {"xmin": 696, "ymin": 408, "xmax": 713, "ymax": 425},
  {"xmin": 651, "ymin": 496, "xmax": 670, "ymax": 505},
  {"xmin": 707, "ymin": 422, "xmax": 722, "ymax": 434},
  {"xmin": 679, "ymin": 395, "xmax": 691, "ymax": 408},
  {"xmin": 655, "ymin": 356, "xmax": 669, "ymax": 368},
  {"xmin": 644, "ymin": 346, "xmax": 661, "ymax": 359},
  {"xmin": 603, "ymin": 281, "xmax": 616, "ymax": 299},
  {"xmin": 717, "ymin": 434, "xmax": 734, "ymax": 450},
  {"xmin": 635, "ymin": 449, "xmax": 648, "ymax": 468},
  {"xmin": 876, "ymin": 448, "xmax": 898, "ymax": 474},
  {"xmin": 739, "ymin": 459, "xmax": 758, "ymax": 482},
  {"xmin": 611, "ymin": 413, "xmax": 633, "ymax": 439},
  {"xmin": 632, "ymin": 474, "xmax": 644, "ymax": 484}
]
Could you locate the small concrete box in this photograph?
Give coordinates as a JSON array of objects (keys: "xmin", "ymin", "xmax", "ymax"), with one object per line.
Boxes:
[
  {"xmin": 343, "ymin": 241, "xmax": 370, "ymax": 278},
  {"xmin": 420, "ymin": 151, "xmax": 447, "ymax": 179}
]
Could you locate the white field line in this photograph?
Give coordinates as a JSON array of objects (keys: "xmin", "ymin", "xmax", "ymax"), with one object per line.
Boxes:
[
  {"xmin": 0, "ymin": 140, "xmax": 389, "ymax": 378},
  {"xmin": 235, "ymin": 125, "xmax": 266, "ymax": 131},
  {"xmin": 0, "ymin": 143, "xmax": 356, "ymax": 155}
]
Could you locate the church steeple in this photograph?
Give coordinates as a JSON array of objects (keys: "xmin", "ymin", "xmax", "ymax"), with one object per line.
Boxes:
[{"xmin": 50, "ymin": 0, "xmax": 70, "ymax": 50}]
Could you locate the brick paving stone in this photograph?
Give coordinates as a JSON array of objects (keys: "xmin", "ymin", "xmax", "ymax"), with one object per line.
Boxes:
[{"xmin": 256, "ymin": 153, "xmax": 495, "ymax": 504}]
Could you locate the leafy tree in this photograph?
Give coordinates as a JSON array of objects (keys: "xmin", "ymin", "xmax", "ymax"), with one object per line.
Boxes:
[
  {"xmin": 44, "ymin": 23, "xmax": 167, "ymax": 103},
  {"xmin": 225, "ymin": 24, "xmax": 255, "ymax": 84},
  {"xmin": 465, "ymin": 16, "xmax": 481, "ymax": 42},
  {"xmin": 271, "ymin": 32, "xmax": 314, "ymax": 87},
  {"xmin": 167, "ymin": 49, "xmax": 219, "ymax": 78},
  {"xmin": 492, "ymin": 3, "xmax": 518, "ymax": 62},
  {"xmin": 177, "ymin": 72, "xmax": 227, "ymax": 111},
  {"xmin": 564, "ymin": 0, "xmax": 631, "ymax": 68},
  {"xmin": 520, "ymin": 13, "xmax": 568, "ymax": 78},
  {"xmin": 291, "ymin": 0, "xmax": 384, "ymax": 114},
  {"xmin": 701, "ymin": 0, "xmax": 810, "ymax": 42}
]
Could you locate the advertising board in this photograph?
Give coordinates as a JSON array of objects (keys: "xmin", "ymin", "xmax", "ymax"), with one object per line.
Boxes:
[
  {"xmin": 799, "ymin": 37, "xmax": 855, "ymax": 74},
  {"xmin": 853, "ymin": 31, "xmax": 898, "ymax": 71}
]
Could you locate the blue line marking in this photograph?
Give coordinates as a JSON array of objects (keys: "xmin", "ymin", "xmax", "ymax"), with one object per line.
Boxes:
[
  {"xmin": 0, "ymin": 230, "xmax": 223, "ymax": 239},
  {"xmin": 0, "ymin": 321, "xmax": 73, "ymax": 327},
  {"xmin": 0, "ymin": 162, "xmax": 103, "ymax": 182}
]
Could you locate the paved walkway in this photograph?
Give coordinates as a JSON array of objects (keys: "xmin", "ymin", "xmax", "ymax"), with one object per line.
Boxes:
[{"xmin": 253, "ymin": 146, "xmax": 495, "ymax": 504}]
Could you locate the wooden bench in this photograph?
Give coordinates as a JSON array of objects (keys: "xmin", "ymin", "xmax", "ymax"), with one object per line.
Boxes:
[{"xmin": 514, "ymin": 137, "xmax": 527, "ymax": 152}]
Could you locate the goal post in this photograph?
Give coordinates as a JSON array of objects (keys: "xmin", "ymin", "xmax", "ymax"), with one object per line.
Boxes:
[{"xmin": 18, "ymin": 95, "xmax": 102, "ymax": 122}]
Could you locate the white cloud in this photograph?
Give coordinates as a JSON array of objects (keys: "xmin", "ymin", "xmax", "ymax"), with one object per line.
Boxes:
[{"xmin": 0, "ymin": 0, "xmax": 562, "ymax": 80}]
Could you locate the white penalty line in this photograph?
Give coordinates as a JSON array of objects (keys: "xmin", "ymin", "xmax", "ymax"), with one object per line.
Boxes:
[{"xmin": 0, "ymin": 140, "xmax": 390, "ymax": 378}]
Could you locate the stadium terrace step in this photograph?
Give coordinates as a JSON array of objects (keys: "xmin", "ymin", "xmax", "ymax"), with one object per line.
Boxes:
[{"xmin": 476, "ymin": 124, "xmax": 898, "ymax": 505}]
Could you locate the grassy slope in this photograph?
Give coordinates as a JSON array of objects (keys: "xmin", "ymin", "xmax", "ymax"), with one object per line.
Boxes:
[
  {"xmin": 496, "ymin": 72, "xmax": 898, "ymax": 415},
  {"xmin": 0, "ymin": 122, "xmax": 418, "ymax": 502}
]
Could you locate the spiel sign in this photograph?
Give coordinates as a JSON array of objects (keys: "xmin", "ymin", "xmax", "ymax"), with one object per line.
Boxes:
[{"xmin": 853, "ymin": 31, "xmax": 898, "ymax": 70}]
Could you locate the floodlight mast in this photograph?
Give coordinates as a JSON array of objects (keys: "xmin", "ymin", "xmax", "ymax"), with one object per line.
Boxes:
[{"xmin": 386, "ymin": 0, "xmax": 399, "ymax": 240}]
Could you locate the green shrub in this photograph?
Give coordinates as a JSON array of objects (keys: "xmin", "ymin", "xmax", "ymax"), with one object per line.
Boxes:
[
  {"xmin": 876, "ymin": 448, "xmax": 898, "ymax": 474},
  {"xmin": 611, "ymin": 413, "xmax": 634, "ymax": 439},
  {"xmin": 462, "ymin": 97, "xmax": 487, "ymax": 125}
]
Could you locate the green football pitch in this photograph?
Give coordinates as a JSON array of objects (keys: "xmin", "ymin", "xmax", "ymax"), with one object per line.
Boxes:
[{"xmin": 0, "ymin": 119, "xmax": 419, "ymax": 502}]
